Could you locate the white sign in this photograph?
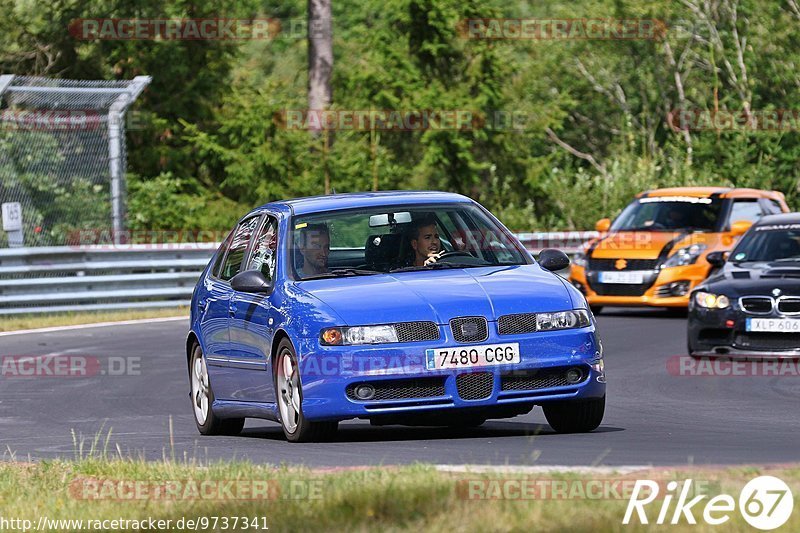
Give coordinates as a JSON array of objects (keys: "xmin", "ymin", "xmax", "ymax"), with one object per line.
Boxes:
[{"xmin": 2, "ymin": 202, "xmax": 22, "ymax": 232}]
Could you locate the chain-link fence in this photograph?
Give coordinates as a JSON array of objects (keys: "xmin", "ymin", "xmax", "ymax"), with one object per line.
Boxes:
[{"xmin": 0, "ymin": 75, "xmax": 150, "ymax": 247}]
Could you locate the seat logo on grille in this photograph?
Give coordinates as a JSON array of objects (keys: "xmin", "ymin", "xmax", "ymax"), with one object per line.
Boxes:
[
  {"xmin": 615, "ymin": 258, "xmax": 627, "ymax": 270},
  {"xmin": 460, "ymin": 322, "xmax": 480, "ymax": 336}
]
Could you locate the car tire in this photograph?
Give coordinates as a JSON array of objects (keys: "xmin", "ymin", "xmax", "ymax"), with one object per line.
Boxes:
[
  {"xmin": 274, "ymin": 338, "xmax": 338, "ymax": 443},
  {"xmin": 590, "ymin": 305, "xmax": 603, "ymax": 315},
  {"xmin": 543, "ymin": 395, "xmax": 605, "ymax": 433},
  {"xmin": 190, "ymin": 344, "xmax": 245, "ymax": 436}
]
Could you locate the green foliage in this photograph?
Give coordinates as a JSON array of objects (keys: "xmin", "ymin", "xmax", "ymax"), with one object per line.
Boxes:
[{"xmin": 2, "ymin": 0, "xmax": 799, "ymax": 234}]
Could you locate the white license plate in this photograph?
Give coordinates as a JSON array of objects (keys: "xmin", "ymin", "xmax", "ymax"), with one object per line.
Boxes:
[
  {"xmin": 425, "ymin": 343, "xmax": 520, "ymax": 371},
  {"xmin": 746, "ymin": 318, "xmax": 800, "ymax": 333},
  {"xmin": 599, "ymin": 271, "xmax": 645, "ymax": 284}
]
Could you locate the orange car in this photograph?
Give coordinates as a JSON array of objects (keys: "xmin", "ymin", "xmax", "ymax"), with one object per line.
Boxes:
[{"xmin": 569, "ymin": 187, "xmax": 789, "ymax": 312}]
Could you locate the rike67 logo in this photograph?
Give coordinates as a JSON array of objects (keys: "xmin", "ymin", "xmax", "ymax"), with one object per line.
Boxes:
[{"xmin": 623, "ymin": 476, "xmax": 793, "ymax": 530}]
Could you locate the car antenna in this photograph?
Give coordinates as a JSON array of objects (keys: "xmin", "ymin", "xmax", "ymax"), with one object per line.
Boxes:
[{"xmin": 330, "ymin": 188, "xmax": 337, "ymax": 195}]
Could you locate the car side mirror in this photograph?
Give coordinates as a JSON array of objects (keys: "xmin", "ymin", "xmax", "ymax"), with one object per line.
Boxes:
[
  {"xmin": 595, "ymin": 218, "xmax": 611, "ymax": 232},
  {"xmin": 706, "ymin": 251, "xmax": 727, "ymax": 268},
  {"xmin": 730, "ymin": 220, "xmax": 752, "ymax": 237},
  {"xmin": 230, "ymin": 270, "xmax": 274, "ymax": 293},
  {"xmin": 538, "ymin": 249, "xmax": 571, "ymax": 272}
]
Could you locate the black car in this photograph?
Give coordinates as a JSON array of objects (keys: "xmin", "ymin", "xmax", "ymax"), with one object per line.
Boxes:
[{"xmin": 688, "ymin": 213, "xmax": 800, "ymax": 358}]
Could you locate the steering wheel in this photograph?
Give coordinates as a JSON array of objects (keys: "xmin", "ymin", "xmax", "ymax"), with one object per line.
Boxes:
[{"xmin": 433, "ymin": 251, "xmax": 474, "ymax": 262}]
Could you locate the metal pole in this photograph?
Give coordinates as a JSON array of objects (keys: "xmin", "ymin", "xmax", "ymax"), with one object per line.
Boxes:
[{"xmin": 0, "ymin": 75, "xmax": 15, "ymax": 100}]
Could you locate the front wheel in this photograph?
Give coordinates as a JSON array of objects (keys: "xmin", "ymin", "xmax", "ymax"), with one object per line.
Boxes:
[
  {"xmin": 543, "ymin": 396, "xmax": 605, "ymax": 433},
  {"xmin": 190, "ymin": 344, "xmax": 245, "ymax": 436},
  {"xmin": 274, "ymin": 338, "xmax": 338, "ymax": 442}
]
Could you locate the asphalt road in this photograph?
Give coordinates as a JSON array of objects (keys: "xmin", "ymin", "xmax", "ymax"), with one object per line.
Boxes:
[{"xmin": 2, "ymin": 310, "xmax": 799, "ymax": 467}]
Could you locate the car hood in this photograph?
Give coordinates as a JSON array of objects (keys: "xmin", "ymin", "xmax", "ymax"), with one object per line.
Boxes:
[
  {"xmin": 294, "ymin": 265, "xmax": 573, "ymax": 325},
  {"xmin": 702, "ymin": 262, "xmax": 800, "ymax": 297},
  {"xmin": 588, "ymin": 231, "xmax": 725, "ymax": 260}
]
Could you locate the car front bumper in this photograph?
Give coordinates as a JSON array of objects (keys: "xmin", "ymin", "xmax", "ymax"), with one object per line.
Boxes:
[
  {"xmin": 294, "ymin": 326, "xmax": 606, "ymax": 421},
  {"xmin": 570, "ymin": 263, "xmax": 710, "ymax": 308},
  {"xmin": 688, "ymin": 305, "xmax": 800, "ymax": 359}
]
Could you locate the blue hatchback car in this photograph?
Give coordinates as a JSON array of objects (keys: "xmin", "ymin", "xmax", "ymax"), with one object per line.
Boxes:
[{"xmin": 187, "ymin": 191, "xmax": 606, "ymax": 442}]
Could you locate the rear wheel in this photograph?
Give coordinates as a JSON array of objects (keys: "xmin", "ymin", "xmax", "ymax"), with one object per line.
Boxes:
[
  {"xmin": 543, "ymin": 396, "xmax": 605, "ymax": 433},
  {"xmin": 274, "ymin": 338, "xmax": 338, "ymax": 442},
  {"xmin": 190, "ymin": 344, "xmax": 245, "ymax": 436}
]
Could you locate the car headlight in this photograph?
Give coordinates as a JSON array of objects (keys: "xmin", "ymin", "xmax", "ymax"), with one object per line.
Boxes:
[
  {"xmin": 694, "ymin": 291, "xmax": 730, "ymax": 309},
  {"xmin": 320, "ymin": 325, "xmax": 399, "ymax": 345},
  {"xmin": 536, "ymin": 309, "xmax": 591, "ymax": 331},
  {"xmin": 573, "ymin": 251, "xmax": 587, "ymax": 267},
  {"xmin": 664, "ymin": 244, "xmax": 707, "ymax": 267}
]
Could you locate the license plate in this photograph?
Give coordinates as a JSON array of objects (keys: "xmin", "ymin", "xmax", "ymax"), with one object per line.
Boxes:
[
  {"xmin": 746, "ymin": 318, "xmax": 800, "ymax": 333},
  {"xmin": 599, "ymin": 271, "xmax": 645, "ymax": 284},
  {"xmin": 425, "ymin": 343, "xmax": 520, "ymax": 371}
]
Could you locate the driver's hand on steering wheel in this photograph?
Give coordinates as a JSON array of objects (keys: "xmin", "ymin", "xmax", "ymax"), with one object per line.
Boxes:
[{"xmin": 423, "ymin": 251, "xmax": 445, "ymax": 266}]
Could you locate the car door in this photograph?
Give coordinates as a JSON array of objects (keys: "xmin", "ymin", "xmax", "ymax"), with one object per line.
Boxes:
[
  {"xmin": 196, "ymin": 231, "xmax": 235, "ymax": 379},
  {"xmin": 206, "ymin": 215, "xmax": 262, "ymax": 400},
  {"xmin": 226, "ymin": 215, "xmax": 279, "ymax": 403}
]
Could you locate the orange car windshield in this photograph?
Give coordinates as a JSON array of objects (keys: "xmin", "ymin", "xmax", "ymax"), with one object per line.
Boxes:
[{"xmin": 611, "ymin": 197, "xmax": 723, "ymax": 232}]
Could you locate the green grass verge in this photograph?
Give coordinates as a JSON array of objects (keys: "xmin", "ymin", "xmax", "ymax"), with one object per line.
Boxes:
[
  {"xmin": 0, "ymin": 308, "xmax": 188, "ymax": 332},
  {"xmin": 0, "ymin": 459, "xmax": 797, "ymax": 532}
]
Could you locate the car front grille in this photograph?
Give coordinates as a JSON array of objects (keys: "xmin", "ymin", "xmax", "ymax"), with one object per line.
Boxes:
[
  {"xmin": 734, "ymin": 333, "xmax": 800, "ymax": 351},
  {"xmin": 777, "ymin": 297, "xmax": 800, "ymax": 315},
  {"xmin": 450, "ymin": 316, "xmax": 489, "ymax": 343},
  {"xmin": 500, "ymin": 366, "xmax": 588, "ymax": 391},
  {"xmin": 497, "ymin": 313, "xmax": 537, "ymax": 335},
  {"xmin": 740, "ymin": 296, "xmax": 774, "ymax": 314},
  {"xmin": 588, "ymin": 258, "xmax": 659, "ymax": 271},
  {"xmin": 456, "ymin": 372, "xmax": 493, "ymax": 400},
  {"xmin": 589, "ymin": 283, "xmax": 651, "ymax": 296},
  {"xmin": 346, "ymin": 377, "xmax": 446, "ymax": 402},
  {"xmin": 394, "ymin": 321, "xmax": 440, "ymax": 342}
]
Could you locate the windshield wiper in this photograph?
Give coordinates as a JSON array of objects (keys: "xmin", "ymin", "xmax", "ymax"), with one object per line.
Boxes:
[
  {"xmin": 389, "ymin": 262, "xmax": 480, "ymax": 273},
  {"xmin": 774, "ymin": 257, "xmax": 800, "ymax": 263},
  {"xmin": 301, "ymin": 268, "xmax": 381, "ymax": 280}
]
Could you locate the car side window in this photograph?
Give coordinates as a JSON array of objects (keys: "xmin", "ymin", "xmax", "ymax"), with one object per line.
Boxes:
[
  {"xmin": 247, "ymin": 216, "xmax": 278, "ymax": 281},
  {"xmin": 220, "ymin": 216, "xmax": 261, "ymax": 281},
  {"xmin": 728, "ymin": 200, "xmax": 763, "ymax": 225},
  {"xmin": 765, "ymin": 199, "xmax": 784, "ymax": 215},
  {"xmin": 211, "ymin": 230, "xmax": 235, "ymax": 278}
]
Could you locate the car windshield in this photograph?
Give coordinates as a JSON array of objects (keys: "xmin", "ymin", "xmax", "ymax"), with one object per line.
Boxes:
[
  {"xmin": 729, "ymin": 224, "xmax": 800, "ymax": 263},
  {"xmin": 290, "ymin": 203, "xmax": 529, "ymax": 280},
  {"xmin": 610, "ymin": 196, "xmax": 723, "ymax": 232}
]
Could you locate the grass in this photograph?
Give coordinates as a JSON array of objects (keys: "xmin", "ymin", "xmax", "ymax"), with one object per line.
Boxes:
[
  {"xmin": 0, "ymin": 457, "xmax": 797, "ymax": 532},
  {"xmin": 0, "ymin": 307, "xmax": 188, "ymax": 332}
]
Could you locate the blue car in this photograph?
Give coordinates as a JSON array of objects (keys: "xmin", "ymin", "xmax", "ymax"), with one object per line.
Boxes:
[{"xmin": 187, "ymin": 191, "xmax": 606, "ymax": 442}]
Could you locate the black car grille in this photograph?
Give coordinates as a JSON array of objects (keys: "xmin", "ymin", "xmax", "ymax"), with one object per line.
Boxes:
[
  {"xmin": 395, "ymin": 321, "xmax": 440, "ymax": 342},
  {"xmin": 497, "ymin": 313, "xmax": 537, "ymax": 335},
  {"xmin": 777, "ymin": 298, "xmax": 800, "ymax": 315},
  {"xmin": 500, "ymin": 366, "xmax": 588, "ymax": 391},
  {"xmin": 734, "ymin": 333, "xmax": 800, "ymax": 351},
  {"xmin": 590, "ymin": 283, "xmax": 651, "ymax": 297},
  {"xmin": 346, "ymin": 377, "xmax": 445, "ymax": 402},
  {"xmin": 740, "ymin": 296, "xmax": 773, "ymax": 314},
  {"xmin": 456, "ymin": 372, "xmax": 493, "ymax": 400},
  {"xmin": 450, "ymin": 316, "xmax": 489, "ymax": 343},
  {"xmin": 588, "ymin": 258, "xmax": 659, "ymax": 271}
]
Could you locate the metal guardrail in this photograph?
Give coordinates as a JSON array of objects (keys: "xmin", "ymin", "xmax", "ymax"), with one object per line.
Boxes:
[{"xmin": 0, "ymin": 233, "xmax": 597, "ymax": 315}]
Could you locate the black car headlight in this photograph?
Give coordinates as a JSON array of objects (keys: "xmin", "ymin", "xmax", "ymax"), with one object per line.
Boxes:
[
  {"xmin": 694, "ymin": 291, "xmax": 730, "ymax": 309},
  {"xmin": 664, "ymin": 244, "xmax": 707, "ymax": 267},
  {"xmin": 536, "ymin": 309, "xmax": 591, "ymax": 331}
]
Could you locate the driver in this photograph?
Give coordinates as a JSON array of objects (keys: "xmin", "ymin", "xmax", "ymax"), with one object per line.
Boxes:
[
  {"xmin": 296, "ymin": 223, "xmax": 330, "ymax": 277},
  {"xmin": 409, "ymin": 215, "xmax": 444, "ymax": 266}
]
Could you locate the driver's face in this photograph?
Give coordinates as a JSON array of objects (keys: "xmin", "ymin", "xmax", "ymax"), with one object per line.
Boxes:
[
  {"xmin": 412, "ymin": 224, "xmax": 441, "ymax": 257},
  {"xmin": 300, "ymin": 231, "xmax": 330, "ymax": 272}
]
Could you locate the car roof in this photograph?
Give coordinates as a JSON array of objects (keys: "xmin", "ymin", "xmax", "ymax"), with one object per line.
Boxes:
[
  {"xmin": 257, "ymin": 191, "xmax": 475, "ymax": 216},
  {"xmin": 752, "ymin": 212, "xmax": 800, "ymax": 226},
  {"xmin": 638, "ymin": 187, "xmax": 785, "ymax": 200}
]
